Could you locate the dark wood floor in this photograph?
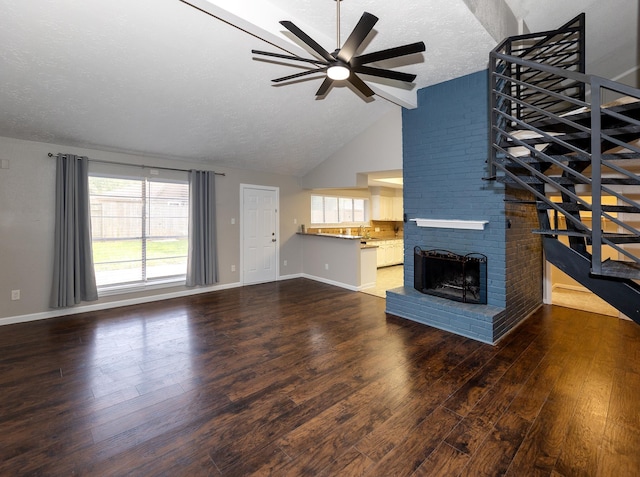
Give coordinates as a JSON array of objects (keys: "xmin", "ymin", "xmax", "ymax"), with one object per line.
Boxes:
[{"xmin": 2, "ymin": 278, "xmax": 640, "ymax": 476}]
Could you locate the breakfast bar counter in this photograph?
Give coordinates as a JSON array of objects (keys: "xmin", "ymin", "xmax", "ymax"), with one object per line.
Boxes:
[{"xmin": 298, "ymin": 233, "xmax": 377, "ymax": 291}]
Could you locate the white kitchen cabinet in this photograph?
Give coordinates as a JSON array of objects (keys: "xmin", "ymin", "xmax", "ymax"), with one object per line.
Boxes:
[
  {"xmin": 384, "ymin": 242, "xmax": 395, "ymax": 266},
  {"xmin": 391, "ymin": 240, "xmax": 402, "ymax": 264},
  {"xmin": 376, "ymin": 241, "xmax": 385, "ymax": 266},
  {"xmin": 371, "ymin": 195, "xmax": 394, "ymax": 220},
  {"xmin": 371, "ymin": 239, "xmax": 404, "ymax": 268},
  {"xmin": 371, "ymin": 186, "xmax": 403, "ymax": 221},
  {"xmin": 392, "ymin": 197, "xmax": 403, "ymax": 221}
]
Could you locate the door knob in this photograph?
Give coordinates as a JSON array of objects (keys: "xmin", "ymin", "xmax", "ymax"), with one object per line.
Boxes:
[{"xmin": 272, "ymin": 238, "xmax": 277, "ymax": 242}]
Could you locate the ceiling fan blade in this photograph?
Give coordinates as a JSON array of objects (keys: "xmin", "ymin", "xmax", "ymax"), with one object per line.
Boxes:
[
  {"xmin": 352, "ymin": 65, "xmax": 417, "ymax": 83},
  {"xmin": 280, "ymin": 20, "xmax": 335, "ymax": 62},
  {"xmin": 348, "ymin": 73, "xmax": 375, "ymax": 97},
  {"xmin": 352, "ymin": 41, "xmax": 426, "ymax": 66},
  {"xmin": 337, "ymin": 12, "xmax": 378, "ymax": 63},
  {"xmin": 316, "ymin": 77, "xmax": 334, "ymax": 96},
  {"xmin": 252, "ymin": 50, "xmax": 328, "ymax": 66},
  {"xmin": 272, "ymin": 68, "xmax": 328, "ymax": 83}
]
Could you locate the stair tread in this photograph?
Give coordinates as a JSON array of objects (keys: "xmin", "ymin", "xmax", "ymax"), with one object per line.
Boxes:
[
  {"xmin": 494, "ymin": 153, "xmax": 640, "ymax": 164},
  {"xmin": 528, "ymin": 101, "xmax": 640, "ymax": 131},
  {"xmin": 506, "ymin": 124, "xmax": 640, "ymax": 145},
  {"xmin": 533, "ymin": 229, "xmax": 590, "ymax": 237},
  {"xmin": 535, "ymin": 202, "xmax": 640, "ymax": 213},
  {"xmin": 498, "ymin": 176, "xmax": 640, "ymax": 185},
  {"xmin": 533, "ymin": 230, "xmax": 640, "ymax": 243},
  {"xmin": 598, "ymin": 259, "xmax": 640, "ymax": 280},
  {"xmin": 602, "ymin": 234, "xmax": 640, "ymax": 244}
]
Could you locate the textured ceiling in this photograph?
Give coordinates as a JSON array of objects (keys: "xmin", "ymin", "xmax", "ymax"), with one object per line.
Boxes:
[
  {"xmin": 504, "ymin": 0, "xmax": 639, "ymax": 82},
  {"xmin": 0, "ymin": 0, "xmax": 636, "ymax": 177}
]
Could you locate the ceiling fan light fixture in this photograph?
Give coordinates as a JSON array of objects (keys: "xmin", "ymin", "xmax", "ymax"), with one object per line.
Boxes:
[
  {"xmin": 327, "ymin": 64, "xmax": 350, "ymax": 80},
  {"xmin": 248, "ymin": 0, "xmax": 425, "ymax": 99}
]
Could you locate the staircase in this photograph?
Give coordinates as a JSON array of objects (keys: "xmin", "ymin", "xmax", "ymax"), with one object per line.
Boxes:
[{"xmin": 488, "ymin": 14, "xmax": 640, "ymax": 324}]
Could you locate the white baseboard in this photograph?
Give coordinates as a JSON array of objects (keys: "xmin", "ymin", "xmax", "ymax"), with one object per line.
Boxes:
[
  {"xmin": 0, "ymin": 281, "xmax": 242, "ymax": 327},
  {"xmin": 278, "ymin": 273, "xmax": 304, "ymax": 281},
  {"xmin": 300, "ymin": 274, "xmax": 361, "ymax": 292},
  {"xmin": 1, "ymin": 273, "xmax": 374, "ymax": 327}
]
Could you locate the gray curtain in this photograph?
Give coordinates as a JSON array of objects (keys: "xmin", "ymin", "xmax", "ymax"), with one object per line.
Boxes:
[
  {"xmin": 51, "ymin": 154, "xmax": 98, "ymax": 308},
  {"xmin": 187, "ymin": 170, "xmax": 218, "ymax": 286}
]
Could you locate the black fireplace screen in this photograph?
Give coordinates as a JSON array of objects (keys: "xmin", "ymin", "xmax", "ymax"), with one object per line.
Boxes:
[{"xmin": 414, "ymin": 248, "xmax": 487, "ymax": 304}]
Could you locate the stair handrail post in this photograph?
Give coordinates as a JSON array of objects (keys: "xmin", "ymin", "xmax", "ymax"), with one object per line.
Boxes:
[
  {"xmin": 488, "ymin": 51, "xmax": 498, "ymax": 178},
  {"xmin": 590, "ymin": 77, "xmax": 603, "ymax": 275}
]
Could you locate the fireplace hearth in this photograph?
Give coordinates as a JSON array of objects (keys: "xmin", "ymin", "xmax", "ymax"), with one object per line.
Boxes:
[{"xmin": 414, "ymin": 248, "xmax": 487, "ymax": 304}]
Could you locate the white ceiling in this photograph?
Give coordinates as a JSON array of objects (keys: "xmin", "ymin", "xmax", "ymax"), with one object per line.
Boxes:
[{"xmin": 0, "ymin": 0, "xmax": 636, "ymax": 177}]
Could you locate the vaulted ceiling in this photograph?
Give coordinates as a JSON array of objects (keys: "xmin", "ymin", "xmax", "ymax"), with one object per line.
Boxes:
[{"xmin": 0, "ymin": 0, "xmax": 636, "ymax": 177}]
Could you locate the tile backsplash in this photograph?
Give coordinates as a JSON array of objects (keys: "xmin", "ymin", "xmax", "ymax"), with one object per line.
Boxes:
[{"xmin": 305, "ymin": 220, "xmax": 403, "ymax": 238}]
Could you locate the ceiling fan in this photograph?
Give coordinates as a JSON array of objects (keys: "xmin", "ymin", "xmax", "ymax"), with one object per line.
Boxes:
[{"xmin": 251, "ymin": 0, "xmax": 426, "ymax": 99}]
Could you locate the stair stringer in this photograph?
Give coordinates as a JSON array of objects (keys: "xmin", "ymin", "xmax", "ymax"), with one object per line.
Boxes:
[{"xmin": 543, "ymin": 236, "xmax": 640, "ymax": 323}]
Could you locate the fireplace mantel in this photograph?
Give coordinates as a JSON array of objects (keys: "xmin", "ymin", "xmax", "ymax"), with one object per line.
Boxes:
[{"xmin": 410, "ymin": 218, "xmax": 488, "ymax": 230}]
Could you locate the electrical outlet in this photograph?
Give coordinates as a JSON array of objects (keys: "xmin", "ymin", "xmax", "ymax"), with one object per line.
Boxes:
[
  {"xmin": 284, "ymin": 260, "xmax": 287, "ymax": 266},
  {"xmin": 293, "ymin": 218, "xmax": 297, "ymax": 224},
  {"xmin": 231, "ymin": 218, "xmax": 236, "ymax": 224},
  {"xmin": 231, "ymin": 265, "xmax": 236, "ymax": 272},
  {"xmin": 11, "ymin": 289, "xmax": 20, "ymax": 300},
  {"xmin": 325, "ymin": 263, "xmax": 329, "ymax": 270}
]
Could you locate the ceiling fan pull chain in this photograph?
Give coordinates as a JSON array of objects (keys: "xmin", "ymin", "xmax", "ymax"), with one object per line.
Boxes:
[{"xmin": 336, "ymin": 0, "xmax": 341, "ymax": 51}]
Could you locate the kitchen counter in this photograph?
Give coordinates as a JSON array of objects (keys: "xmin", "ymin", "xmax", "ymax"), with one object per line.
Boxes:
[
  {"xmin": 298, "ymin": 232, "xmax": 401, "ymax": 246},
  {"xmin": 298, "ymin": 232, "xmax": 379, "ymax": 249},
  {"xmin": 298, "ymin": 233, "xmax": 377, "ymax": 291},
  {"xmin": 298, "ymin": 232, "xmax": 362, "ymax": 240}
]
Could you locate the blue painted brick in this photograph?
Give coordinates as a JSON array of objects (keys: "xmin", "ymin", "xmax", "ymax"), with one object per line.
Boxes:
[
  {"xmin": 392, "ymin": 70, "xmax": 543, "ymax": 343},
  {"xmin": 388, "ymin": 70, "xmax": 512, "ymax": 343}
]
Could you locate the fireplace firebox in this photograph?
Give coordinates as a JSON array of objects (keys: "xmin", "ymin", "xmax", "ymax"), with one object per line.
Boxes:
[{"xmin": 414, "ymin": 248, "xmax": 487, "ymax": 304}]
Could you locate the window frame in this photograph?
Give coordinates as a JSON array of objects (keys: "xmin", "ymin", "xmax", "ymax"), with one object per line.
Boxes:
[
  {"xmin": 310, "ymin": 194, "xmax": 369, "ymax": 226},
  {"xmin": 88, "ymin": 171, "xmax": 189, "ymax": 296}
]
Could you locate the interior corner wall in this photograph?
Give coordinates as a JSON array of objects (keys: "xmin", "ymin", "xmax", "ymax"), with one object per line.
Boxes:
[
  {"xmin": 388, "ymin": 69, "xmax": 542, "ymax": 343},
  {"xmin": 0, "ymin": 136, "xmax": 306, "ymax": 323},
  {"xmin": 299, "ymin": 107, "xmax": 402, "ymax": 190},
  {"xmin": 462, "ymin": 0, "xmax": 520, "ymax": 41}
]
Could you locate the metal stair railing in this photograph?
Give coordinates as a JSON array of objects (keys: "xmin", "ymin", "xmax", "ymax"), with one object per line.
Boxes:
[
  {"xmin": 590, "ymin": 77, "xmax": 640, "ymax": 274},
  {"xmin": 489, "ymin": 17, "xmax": 585, "ymax": 175},
  {"xmin": 488, "ymin": 15, "xmax": 640, "ymax": 278}
]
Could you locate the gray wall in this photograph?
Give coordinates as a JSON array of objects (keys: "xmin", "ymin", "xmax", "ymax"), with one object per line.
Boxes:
[
  {"xmin": 0, "ymin": 136, "xmax": 309, "ymax": 321},
  {"xmin": 300, "ymin": 108, "xmax": 403, "ymax": 190}
]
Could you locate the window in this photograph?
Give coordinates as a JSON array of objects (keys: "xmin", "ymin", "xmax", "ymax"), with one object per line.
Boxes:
[
  {"xmin": 311, "ymin": 195, "xmax": 368, "ymax": 224},
  {"xmin": 89, "ymin": 173, "xmax": 189, "ymax": 293}
]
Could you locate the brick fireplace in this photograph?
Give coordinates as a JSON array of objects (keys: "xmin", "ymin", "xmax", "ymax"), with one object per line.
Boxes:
[{"xmin": 386, "ymin": 70, "xmax": 542, "ymax": 344}]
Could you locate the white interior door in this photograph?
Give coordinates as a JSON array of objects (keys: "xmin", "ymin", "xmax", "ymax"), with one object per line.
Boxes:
[{"xmin": 241, "ymin": 185, "xmax": 279, "ymax": 285}]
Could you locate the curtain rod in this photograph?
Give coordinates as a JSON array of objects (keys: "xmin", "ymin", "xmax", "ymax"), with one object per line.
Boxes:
[{"xmin": 47, "ymin": 153, "xmax": 225, "ymax": 176}]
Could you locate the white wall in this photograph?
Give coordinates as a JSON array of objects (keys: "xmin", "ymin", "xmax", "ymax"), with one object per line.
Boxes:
[
  {"xmin": 299, "ymin": 108, "xmax": 403, "ymax": 190},
  {"xmin": 0, "ymin": 136, "xmax": 308, "ymax": 322}
]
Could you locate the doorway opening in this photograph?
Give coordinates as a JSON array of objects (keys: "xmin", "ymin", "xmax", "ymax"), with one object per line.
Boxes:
[
  {"xmin": 545, "ymin": 194, "xmax": 621, "ymax": 317},
  {"xmin": 361, "ymin": 265, "xmax": 403, "ymax": 298}
]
